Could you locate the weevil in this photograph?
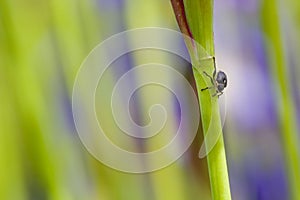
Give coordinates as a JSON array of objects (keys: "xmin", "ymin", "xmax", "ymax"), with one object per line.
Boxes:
[{"xmin": 200, "ymin": 56, "xmax": 227, "ymax": 97}]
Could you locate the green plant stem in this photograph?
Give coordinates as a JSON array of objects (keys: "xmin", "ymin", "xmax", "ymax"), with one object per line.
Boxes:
[
  {"xmin": 171, "ymin": 0, "xmax": 231, "ymax": 199},
  {"xmin": 193, "ymin": 70, "xmax": 231, "ymax": 200},
  {"xmin": 261, "ymin": 1, "xmax": 300, "ymax": 199}
]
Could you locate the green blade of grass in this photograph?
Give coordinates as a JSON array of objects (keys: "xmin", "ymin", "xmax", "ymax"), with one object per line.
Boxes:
[
  {"xmin": 261, "ymin": 1, "xmax": 300, "ymax": 199},
  {"xmin": 171, "ymin": 1, "xmax": 231, "ymax": 199}
]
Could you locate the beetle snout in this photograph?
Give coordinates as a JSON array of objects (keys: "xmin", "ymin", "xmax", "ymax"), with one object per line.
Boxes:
[{"xmin": 217, "ymin": 84, "xmax": 225, "ymax": 92}]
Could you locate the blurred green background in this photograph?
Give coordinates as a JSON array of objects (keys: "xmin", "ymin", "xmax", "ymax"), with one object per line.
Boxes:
[{"xmin": 1, "ymin": 0, "xmax": 300, "ymax": 200}]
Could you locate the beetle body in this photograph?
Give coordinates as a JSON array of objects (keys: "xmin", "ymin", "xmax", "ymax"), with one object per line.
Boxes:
[
  {"xmin": 216, "ymin": 70, "xmax": 227, "ymax": 92},
  {"xmin": 200, "ymin": 57, "xmax": 227, "ymax": 97}
]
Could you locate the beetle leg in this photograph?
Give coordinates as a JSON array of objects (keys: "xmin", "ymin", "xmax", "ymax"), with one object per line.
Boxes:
[
  {"xmin": 203, "ymin": 71, "xmax": 215, "ymax": 85},
  {"xmin": 211, "ymin": 91, "xmax": 224, "ymax": 98},
  {"xmin": 212, "ymin": 56, "xmax": 217, "ymax": 78},
  {"xmin": 198, "ymin": 56, "xmax": 214, "ymax": 62},
  {"xmin": 201, "ymin": 86, "xmax": 214, "ymax": 91},
  {"xmin": 199, "ymin": 56, "xmax": 217, "ymax": 78},
  {"xmin": 217, "ymin": 91, "xmax": 224, "ymax": 98}
]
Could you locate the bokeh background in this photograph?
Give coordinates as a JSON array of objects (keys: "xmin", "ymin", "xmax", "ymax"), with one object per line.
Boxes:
[{"xmin": 1, "ymin": 0, "xmax": 300, "ymax": 199}]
